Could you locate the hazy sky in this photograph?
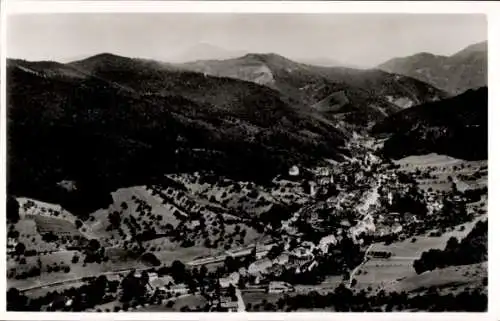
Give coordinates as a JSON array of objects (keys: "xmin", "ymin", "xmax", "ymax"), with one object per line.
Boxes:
[{"xmin": 7, "ymin": 13, "xmax": 487, "ymax": 67}]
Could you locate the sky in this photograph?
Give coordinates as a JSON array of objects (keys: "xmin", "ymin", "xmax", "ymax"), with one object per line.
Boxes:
[{"xmin": 7, "ymin": 13, "xmax": 487, "ymax": 67}]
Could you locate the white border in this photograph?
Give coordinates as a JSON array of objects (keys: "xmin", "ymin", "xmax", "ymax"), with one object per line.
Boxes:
[
  {"xmin": 2, "ymin": 1, "xmax": 498, "ymax": 14},
  {"xmin": 1, "ymin": 1, "xmax": 499, "ymax": 321}
]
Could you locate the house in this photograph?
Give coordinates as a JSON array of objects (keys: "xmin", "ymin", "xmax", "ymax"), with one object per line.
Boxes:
[
  {"xmin": 403, "ymin": 212, "xmax": 418, "ymax": 223},
  {"xmin": 7, "ymin": 238, "xmax": 17, "ymax": 249},
  {"xmin": 315, "ymin": 167, "xmax": 330, "ymax": 177},
  {"xmin": 319, "ymin": 235, "xmax": 338, "ymax": 253},
  {"xmin": 289, "ymin": 251, "xmax": 314, "ymax": 266},
  {"xmin": 219, "ymin": 272, "xmax": 240, "ymax": 288},
  {"xmin": 219, "ymin": 297, "xmax": 239, "ymax": 312},
  {"xmin": 150, "ymin": 275, "xmax": 174, "ymax": 290},
  {"xmin": 161, "ymin": 283, "xmax": 189, "ymax": 295},
  {"xmin": 268, "ymin": 281, "xmax": 294, "ymax": 293},
  {"xmin": 273, "ymin": 253, "xmax": 290, "ymax": 265},
  {"xmin": 248, "ymin": 259, "xmax": 273, "ymax": 276},
  {"xmin": 288, "ymin": 166, "xmax": 300, "ymax": 177},
  {"xmin": 308, "ymin": 181, "xmax": 318, "ymax": 197},
  {"xmin": 350, "ymin": 214, "xmax": 376, "ymax": 239}
]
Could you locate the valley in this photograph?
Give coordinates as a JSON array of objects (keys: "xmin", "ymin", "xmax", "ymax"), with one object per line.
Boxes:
[{"xmin": 6, "ymin": 39, "xmax": 488, "ymax": 312}]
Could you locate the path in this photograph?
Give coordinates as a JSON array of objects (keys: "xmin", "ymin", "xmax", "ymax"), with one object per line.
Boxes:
[
  {"xmin": 348, "ymin": 244, "xmax": 373, "ymax": 289},
  {"xmin": 235, "ymin": 288, "xmax": 246, "ymax": 312}
]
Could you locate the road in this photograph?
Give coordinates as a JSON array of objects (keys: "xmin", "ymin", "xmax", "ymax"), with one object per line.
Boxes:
[
  {"xmin": 235, "ymin": 288, "xmax": 246, "ymax": 312},
  {"xmin": 18, "ymin": 242, "xmax": 274, "ymax": 293},
  {"xmin": 348, "ymin": 244, "xmax": 373, "ymax": 289},
  {"xmin": 19, "ymin": 266, "xmax": 152, "ymax": 293},
  {"xmin": 187, "ymin": 245, "xmax": 273, "ymax": 267}
]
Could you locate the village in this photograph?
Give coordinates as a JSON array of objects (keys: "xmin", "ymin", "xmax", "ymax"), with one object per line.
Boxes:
[{"xmin": 7, "ymin": 133, "xmax": 488, "ymax": 312}]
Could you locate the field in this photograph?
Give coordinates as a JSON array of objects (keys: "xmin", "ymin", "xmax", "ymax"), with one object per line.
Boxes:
[
  {"xmin": 352, "ymin": 258, "xmax": 415, "ymax": 292},
  {"xmin": 87, "ymin": 186, "xmax": 184, "ymax": 242},
  {"xmin": 384, "ymin": 262, "xmax": 487, "ymax": 294},
  {"xmin": 354, "ymin": 213, "xmax": 486, "ymax": 292},
  {"xmin": 241, "ymin": 291, "xmax": 285, "ymax": 309},
  {"xmin": 395, "ymin": 154, "xmax": 487, "ymax": 192},
  {"xmin": 372, "ymin": 214, "xmax": 485, "ymax": 257},
  {"xmin": 7, "ymin": 249, "xmax": 147, "ymax": 291},
  {"xmin": 136, "ymin": 294, "xmax": 208, "ymax": 312},
  {"xmin": 31, "ymin": 215, "xmax": 83, "ymax": 238},
  {"xmin": 294, "ymin": 275, "xmax": 344, "ymax": 294},
  {"xmin": 10, "ymin": 220, "xmax": 58, "ymax": 253}
]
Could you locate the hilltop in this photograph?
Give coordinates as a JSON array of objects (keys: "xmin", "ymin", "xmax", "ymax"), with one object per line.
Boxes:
[
  {"xmin": 378, "ymin": 41, "xmax": 487, "ymax": 94},
  {"xmin": 178, "ymin": 53, "xmax": 447, "ymax": 126},
  {"xmin": 7, "ymin": 55, "xmax": 347, "ymax": 217}
]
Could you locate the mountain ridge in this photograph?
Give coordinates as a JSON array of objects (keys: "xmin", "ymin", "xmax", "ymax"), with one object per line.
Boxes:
[
  {"xmin": 378, "ymin": 41, "xmax": 487, "ymax": 94},
  {"xmin": 373, "ymin": 86, "xmax": 488, "ymax": 161}
]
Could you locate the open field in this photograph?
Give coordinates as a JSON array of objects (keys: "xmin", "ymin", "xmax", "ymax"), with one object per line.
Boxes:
[
  {"xmin": 371, "ymin": 214, "xmax": 485, "ymax": 257},
  {"xmin": 10, "ymin": 220, "xmax": 58, "ymax": 253},
  {"xmin": 241, "ymin": 291, "xmax": 285, "ymax": 309},
  {"xmin": 294, "ymin": 275, "xmax": 345, "ymax": 294},
  {"xmin": 7, "ymin": 249, "xmax": 147, "ymax": 291},
  {"xmin": 31, "ymin": 215, "xmax": 83, "ymax": 238},
  {"xmin": 354, "ymin": 214, "xmax": 486, "ymax": 292},
  {"xmin": 384, "ymin": 262, "xmax": 487, "ymax": 294},
  {"xmin": 396, "ymin": 154, "xmax": 480, "ymax": 167},
  {"xmin": 139, "ymin": 294, "xmax": 208, "ymax": 312},
  {"xmin": 395, "ymin": 154, "xmax": 487, "ymax": 192},
  {"xmin": 17, "ymin": 198, "xmax": 99, "ymax": 240},
  {"xmin": 352, "ymin": 257, "xmax": 415, "ymax": 292}
]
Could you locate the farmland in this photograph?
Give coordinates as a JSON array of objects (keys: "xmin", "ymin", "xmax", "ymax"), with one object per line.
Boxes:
[{"xmin": 385, "ymin": 262, "xmax": 487, "ymax": 294}]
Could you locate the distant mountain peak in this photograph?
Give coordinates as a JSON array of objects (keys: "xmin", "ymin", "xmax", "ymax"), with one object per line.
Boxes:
[
  {"xmin": 378, "ymin": 41, "xmax": 487, "ymax": 94},
  {"xmin": 452, "ymin": 40, "xmax": 487, "ymax": 58},
  {"xmin": 169, "ymin": 43, "xmax": 247, "ymax": 63},
  {"xmin": 69, "ymin": 52, "xmax": 132, "ymax": 66}
]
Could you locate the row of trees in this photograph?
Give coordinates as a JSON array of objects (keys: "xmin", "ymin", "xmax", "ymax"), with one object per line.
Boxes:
[{"xmin": 269, "ymin": 284, "xmax": 486, "ymax": 312}]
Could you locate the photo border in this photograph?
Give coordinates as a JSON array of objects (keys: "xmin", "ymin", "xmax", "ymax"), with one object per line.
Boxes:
[{"xmin": 1, "ymin": 1, "xmax": 498, "ymax": 321}]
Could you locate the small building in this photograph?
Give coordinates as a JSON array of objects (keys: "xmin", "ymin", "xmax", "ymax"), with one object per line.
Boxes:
[
  {"xmin": 273, "ymin": 253, "xmax": 290, "ymax": 265},
  {"xmin": 319, "ymin": 235, "xmax": 338, "ymax": 253},
  {"xmin": 308, "ymin": 181, "xmax": 317, "ymax": 197},
  {"xmin": 288, "ymin": 166, "xmax": 300, "ymax": 177},
  {"xmin": 220, "ymin": 299, "xmax": 238, "ymax": 312},
  {"xmin": 248, "ymin": 259, "xmax": 273, "ymax": 276},
  {"xmin": 219, "ymin": 272, "xmax": 240, "ymax": 288},
  {"xmin": 161, "ymin": 283, "xmax": 189, "ymax": 295},
  {"xmin": 268, "ymin": 281, "xmax": 294, "ymax": 293}
]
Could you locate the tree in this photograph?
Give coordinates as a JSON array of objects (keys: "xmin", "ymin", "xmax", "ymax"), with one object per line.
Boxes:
[
  {"xmin": 267, "ymin": 244, "xmax": 283, "ymax": 260},
  {"xmin": 141, "ymin": 252, "xmax": 161, "ymax": 266},
  {"xmin": 7, "ymin": 196, "xmax": 20, "ymax": 224},
  {"xmin": 7, "ymin": 287, "xmax": 27, "ymax": 311},
  {"xmin": 224, "ymin": 256, "xmax": 237, "ymax": 273},
  {"xmin": 227, "ymin": 284, "xmax": 237, "ymax": 301},
  {"xmin": 199, "ymin": 265, "xmax": 208, "ymax": 280},
  {"xmin": 108, "ymin": 211, "xmax": 121, "ymax": 229},
  {"xmin": 445, "ymin": 237, "xmax": 459, "ymax": 252},
  {"xmin": 170, "ymin": 260, "xmax": 186, "ymax": 283},
  {"xmin": 88, "ymin": 239, "xmax": 101, "ymax": 252},
  {"xmin": 237, "ymin": 276, "xmax": 246, "ymax": 289},
  {"xmin": 15, "ymin": 242, "xmax": 26, "ymax": 256}
]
